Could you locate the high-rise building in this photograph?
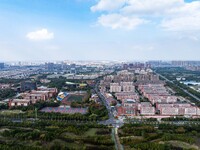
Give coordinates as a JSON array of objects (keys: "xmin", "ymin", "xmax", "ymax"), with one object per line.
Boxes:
[
  {"xmin": 110, "ymin": 83, "xmax": 122, "ymax": 93},
  {"xmin": 70, "ymin": 68, "xmax": 77, "ymax": 74},
  {"xmin": 45, "ymin": 63, "xmax": 54, "ymax": 71},
  {"xmin": 0, "ymin": 63, "xmax": 5, "ymax": 69}
]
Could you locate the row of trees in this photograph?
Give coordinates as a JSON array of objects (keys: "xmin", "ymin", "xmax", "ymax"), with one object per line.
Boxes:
[
  {"xmin": 175, "ymin": 81, "xmax": 200, "ymax": 105},
  {"xmin": 156, "ymin": 67, "xmax": 200, "ymax": 106},
  {"xmin": 161, "ymin": 117, "xmax": 200, "ymax": 121},
  {"xmin": 166, "ymin": 81, "xmax": 191, "ymax": 98}
]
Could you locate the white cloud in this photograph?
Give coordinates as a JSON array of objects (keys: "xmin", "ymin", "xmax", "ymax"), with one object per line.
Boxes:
[
  {"xmin": 161, "ymin": 14, "xmax": 200, "ymax": 31},
  {"xmin": 122, "ymin": 0, "xmax": 183, "ymax": 15},
  {"xmin": 27, "ymin": 29, "xmax": 54, "ymax": 40},
  {"xmin": 161, "ymin": 1, "xmax": 200, "ymax": 31},
  {"xmin": 166, "ymin": 1, "xmax": 200, "ymax": 15},
  {"xmin": 98, "ymin": 14, "xmax": 147, "ymax": 30},
  {"xmin": 91, "ymin": 0, "xmax": 126, "ymax": 12},
  {"xmin": 91, "ymin": 0, "xmax": 200, "ymax": 32}
]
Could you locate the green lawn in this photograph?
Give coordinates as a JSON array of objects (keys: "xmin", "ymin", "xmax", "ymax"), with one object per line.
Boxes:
[
  {"xmin": 61, "ymin": 132, "xmax": 79, "ymax": 138},
  {"xmin": 84, "ymin": 128, "xmax": 98, "ymax": 136}
]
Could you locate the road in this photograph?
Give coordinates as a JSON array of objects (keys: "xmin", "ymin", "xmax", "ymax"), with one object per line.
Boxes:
[
  {"xmin": 156, "ymin": 72, "xmax": 200, "ymax": 102},
  {"xmin": 95, "ymin": 81, "xmax": 124, "ymax": 127},
  {"xmin": 112, "ymin": 128, "xmax": 124, "ymax": 150},
  {"xmin": 95, "ymin": 80, "xmax": 124, "ymax": 150}
]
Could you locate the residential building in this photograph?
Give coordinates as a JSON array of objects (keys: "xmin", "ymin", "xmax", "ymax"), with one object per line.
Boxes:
[{"xmin": 9, "ymin": 99, "xmax": 31, "ymax": 107}]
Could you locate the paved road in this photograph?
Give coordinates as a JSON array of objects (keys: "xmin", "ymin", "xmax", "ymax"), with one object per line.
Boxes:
[
  {"xmin": 156, "ymin": 72, "xmax": 200, "ymax": 102},
  {"xmin": 112, "ymin": 128, "xmax": 124, "ymax": 150},
  {"xmin": 94, "ymin": 81, "xmax": 124, "ymax": 128},
  {"xmin": 95, "ymin": 81, "xmax": 124, "ymax": 150}
]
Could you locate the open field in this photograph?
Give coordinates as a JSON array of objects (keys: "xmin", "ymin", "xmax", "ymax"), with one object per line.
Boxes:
[{"xmin": 84, "ymin": 128, "xmax": 98, "ymax": 136}]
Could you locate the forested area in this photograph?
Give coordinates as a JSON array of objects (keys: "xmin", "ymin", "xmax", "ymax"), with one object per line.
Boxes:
[
  {"xmin": 0, "ymin": 119, "xmax": 114, "ymax": 150},
  {"xmin": 119, "ymin": 123, "xmax": 200, "ymax": 150}
]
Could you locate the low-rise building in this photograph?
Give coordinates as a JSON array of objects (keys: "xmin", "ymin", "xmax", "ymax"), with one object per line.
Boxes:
[
  {"xmin": 0, "ymin": 84, "xmax": 11, "ymax": 89},
  {"xmin": 20, "ymin": 87, "xmax": 58, "ymax": 104},
  {"xmin": 117, "ymin": 106, "xmax": 136, "ymax": 116},
  {"xmin": 185, "ymin": 107, "xmax": 197, "ymax": 115},
  {"xmin": 157, "ymin": 103, "xmax": 200, "ymax": 116},
  {"xmin": 115, "ymin": 92, "xmax": 139, "ymax": 101},
  {"xmin": 160, "ymin": 107, "xmax": 179, "ymax": 115},
  {"xmin": 110, "ymin": 83, "xmax": 122, "ymax": 93},
  {"xmin": 9, "ymin": 99, "xmax": 31, "ymax": 107},
  {"xmin": 140, "ymin": 106, "xmax": 155, "ymax": 115}
]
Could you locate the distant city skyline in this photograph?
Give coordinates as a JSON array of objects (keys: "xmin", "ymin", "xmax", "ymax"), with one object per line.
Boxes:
[{"xmin": 0, "ymin": 0, "xmax": 200, "ymax": 61}]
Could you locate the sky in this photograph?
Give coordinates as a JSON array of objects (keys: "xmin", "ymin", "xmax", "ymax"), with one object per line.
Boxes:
[{"xmin": 0, "ymin": 0, "xmax": 200, "ymax": 61}]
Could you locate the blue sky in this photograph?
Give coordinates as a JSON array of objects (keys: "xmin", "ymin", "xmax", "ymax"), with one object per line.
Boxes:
[{"xmin": 0, "ymin": 0, "xmax": 200, "ymax": 61}]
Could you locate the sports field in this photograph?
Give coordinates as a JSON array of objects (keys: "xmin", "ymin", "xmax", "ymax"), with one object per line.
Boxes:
[
  {"xmin": 67, "ymin": 95, "xmax": 84, "ymax": 102},
  {"xmin": 61, "ymin": 92, "xmax": 88, "ymax": 105}
]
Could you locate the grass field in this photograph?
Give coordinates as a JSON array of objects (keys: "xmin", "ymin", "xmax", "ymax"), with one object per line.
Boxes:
[{"xmin": 84, "ymin": 128, "xmax": 98, "ymax": 136}]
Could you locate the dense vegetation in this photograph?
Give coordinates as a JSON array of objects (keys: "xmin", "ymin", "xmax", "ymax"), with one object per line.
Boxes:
[
  {"xmin": 119, "ymin": 123, "xmax": 200, "ymax": 150},
  {"xmin": 166, "ymin": 82, "xmax": 192, "ymax": 99},
  {"xmin": 166, "ymin": 80, "xmax": 200, "ymax": 106},
  {"xmin": 48, "ymin": 77, "xmax": 66, "ymax": 91},
  {"xmin": 88, "ymin": 103, "xmax": 109, "ymax": 120},
  {"xmin": 47, "ymin": 77, "xmax": 92, "ymax": 92},
  {"xmin": 155, "ymin": 67, "xmax": 200, "ymax": 82},
  {"xmin": 0, "ymin": 103, "xmax": 9, "ymax": 110},
  {"xmin": 0, "ymin": 119, "xmax": 114, "ymax": 150},
  {"xmin": 0, "ymin": 89, "xmax": 16, "ymax": 100},
  {"xmin": 161, "ymin": 117, "xmax": 200, "ymax": 121},
  {"xmin": 0, "ymin": 78, "xmax": 25, "ymax": 85},
  {"xmin": 175, "ymin": 81, "xmax": 200, "ymax": 97}
]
